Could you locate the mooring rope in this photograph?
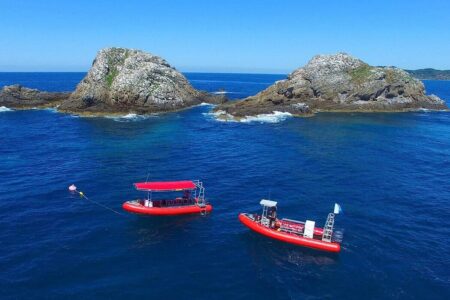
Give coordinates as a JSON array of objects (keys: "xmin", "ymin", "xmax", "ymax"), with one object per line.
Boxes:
[
  {"xmin": 69, "ymin": 184, "xmax": 124, "ymax": 216},
  {"xmin": 79, "ymin": 191, "xmax": 124, "ymax": 216}
]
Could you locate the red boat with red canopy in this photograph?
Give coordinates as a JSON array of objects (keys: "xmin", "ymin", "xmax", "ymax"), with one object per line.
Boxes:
[{"xmin": 123, "ymin": 180, "xmax": 212, "ymax": 216}]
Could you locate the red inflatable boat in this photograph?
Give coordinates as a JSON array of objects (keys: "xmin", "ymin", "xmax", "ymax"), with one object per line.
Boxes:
[
  {"xmin": 239, "ymin": 200, "xmax": 342, "ymax": 253},
  {"xmin": 123, "ymin": 180, "xmax": 212, "ymax": 216}
]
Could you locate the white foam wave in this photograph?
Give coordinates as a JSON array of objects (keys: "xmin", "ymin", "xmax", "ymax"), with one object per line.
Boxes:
[
  {"xmin": 198, "ymin": 102, "xmax": 214, "ymax": 106},
  {"xmin": 212, "ymin": 91, "xmax": 243, "ymax": 95},
  {"xmin": 203, "ymin": 110, "xmax": 235, "ymax": 122},
  {"xmin": 415, "ymin": 107, "xmax": 449, "ymax": 112},
  {"xmin": 0, "ymin": 106, "xmax": 13, "ymax": 112},
  {"xmin": 207, "ymin": 110, "xmax": 292, "ymax": 124},
  {"xmin": 240, "ymin": 111, "xmax": 293, "ymax": 123},
  {"xmin": 43, "ymin": 107, "xmax": 58, "ymax": 113},
  {"xmin": 105, "ymin": 113, "xmax": 156, "ymax": 122}
]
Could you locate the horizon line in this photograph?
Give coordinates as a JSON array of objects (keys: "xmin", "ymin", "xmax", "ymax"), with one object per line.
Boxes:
[
  {"xmin": 0, "ymin": 70, "xmax": 290, "ymax": 75},
  {"xmin": 0, "ymin": 67, "xmax": 449, "ymax": 74}
]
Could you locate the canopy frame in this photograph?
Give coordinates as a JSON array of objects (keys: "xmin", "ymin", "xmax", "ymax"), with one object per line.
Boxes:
[
  {"xmin": 134, "ymin": 180, "xmax": 206, "ymax": 207},
  {"xmin": 134, "ymin": 180, "xmax": 196, "ymax": 192}
]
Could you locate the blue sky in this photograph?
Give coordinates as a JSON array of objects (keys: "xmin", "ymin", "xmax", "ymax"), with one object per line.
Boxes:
[{"xmin": 1, "ymin": 0, "xmax": 449, "ymax": 73}]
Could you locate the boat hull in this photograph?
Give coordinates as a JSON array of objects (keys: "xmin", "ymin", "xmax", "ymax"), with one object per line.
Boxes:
[
  {"xmin": 123, "ymin": 202, "xmax": 212, "ymax": 216},
  {"xmin": 239, "ymin": 213, "xmax": 340, "ymax": 253}
]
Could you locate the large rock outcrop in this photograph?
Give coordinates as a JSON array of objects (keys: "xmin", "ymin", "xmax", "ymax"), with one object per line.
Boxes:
[
  {"xmin": 0, "ymin": 85, "xmax": 70, "ymax": 109},
  {"xmin": 216, "ymin": 53, "xmax": 447, "ymax": 118},
  {"xmin": 59, "ymin": 47, "xmax": 225, "ymax": 114}
]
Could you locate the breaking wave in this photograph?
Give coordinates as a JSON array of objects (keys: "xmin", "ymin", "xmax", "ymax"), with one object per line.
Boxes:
[
  {"xmin": 105, "ymin": 113, "xmax": 156, "ymax": 122},
  {"xmin": 0, "ymin": 106, "xmax": 13, "ymax": 112},
  {"xmin": 212, "ymin": 91, "xmax": 243, "ymax": 95},
  {"xmin": 206, "ymin": 110, "xmax": 292, "ymax": 124},
  {"xmin": 43, "ymin": 107, "xmax": 58, "ymax": 113},
  {"xmin": 240, "ymin": 111, "xmax": 293, "ymax": 123},
  {"xmin": 416, "ymin": 108, "xmax": 448, "ymax": 112},
  {"xmin": 203, "ymin": 110, "xmax": 234, "ymax": 122}
]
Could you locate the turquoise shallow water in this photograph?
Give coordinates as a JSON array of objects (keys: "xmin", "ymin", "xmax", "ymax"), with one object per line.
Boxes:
[{"xmin": 0, "ymin": 73, "xmax": 449, "ymax": 299}]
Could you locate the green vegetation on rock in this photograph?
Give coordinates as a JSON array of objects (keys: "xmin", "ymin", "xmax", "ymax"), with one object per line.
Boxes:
[
  {"xmin": 385, "ymin": 69, "xmax": 397, "ymax": 84},
  {"xmin": 105, "ymin": 68, "xmax": 118, "ymax": 87},
  {"xmin": 105, "ymin": 48, "xmax": 130, "ymax": 87},
  {"xmin": 350, "ymin": 64, "xmax": 373, "ymax": 85}
]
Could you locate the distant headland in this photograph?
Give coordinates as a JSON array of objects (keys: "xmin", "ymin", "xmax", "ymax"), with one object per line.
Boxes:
[
  {"xmin": 0, "ymin": 48, "xmax": 447, "ymax": 118},
  {"xmin": 405, "ymin": 68, "xmax": 450, "ymax": 80}
]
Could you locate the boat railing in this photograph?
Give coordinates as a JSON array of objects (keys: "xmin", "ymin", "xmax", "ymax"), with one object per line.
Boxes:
[
  {"xmin": 246, "ymin": 213, "xmax": 256, "ymax": 221},
  {"xmin": 280, "ymin": 225, "xmax": 303, "ymax": 235},
  {"xmin": 280, "ymin": 227, "xmax": 302, "ymax": 235},
  {"xmin": 322, "ymin": 213, "xmax": 335, "ymax": 242},
  {"xmin": 150, "ymin": 198, "xmax": 196, "ymax": 207},
  {"xmin": 193, "ymin": 180, "xmax": 206, "ymax": 207},
  {"xmin": 279, "ymin": 219, "xmax": 305, "ymax": 235},
  {"xmin": 282, "ymin": 218, "xmax": 305, "ymax": 225}
]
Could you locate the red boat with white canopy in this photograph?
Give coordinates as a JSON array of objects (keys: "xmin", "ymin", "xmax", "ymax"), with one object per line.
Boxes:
[
  {"xmin": 239, "ymin": 200, "xmax": 342, "ymax": 253},
  {"xmin": 123, "ymin": 180, "xmax": 212, "ymax": 216}
]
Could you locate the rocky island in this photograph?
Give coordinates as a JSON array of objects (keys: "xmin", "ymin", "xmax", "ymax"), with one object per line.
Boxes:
[
  {"xmin": 0, "ymin": 85, "xmax": 70, "ymax": 109},
  {"xmin": 0, "ymin": 47, "xmax": 225, "ymax": 115},
  {"xmin": 1, "ymin": 51, "xmax": 447, "ymax": 118},
  {"xmin": 59, "ymin": 47, "xmax": 225, "ymax": 115},
  {"xmin": 215, "ymin": 53, "xmax": 447, "ymax": 119}
]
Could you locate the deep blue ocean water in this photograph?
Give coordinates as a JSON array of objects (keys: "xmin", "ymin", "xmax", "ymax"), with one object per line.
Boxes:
[{"xmin": 0, "ymin": 73, "xmax": 449, "ymax": 299}]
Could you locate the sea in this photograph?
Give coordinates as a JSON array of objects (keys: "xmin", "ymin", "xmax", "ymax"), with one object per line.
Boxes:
[{"xmin": 0, "ymin": 72, "xmax": 449, "ymax": 299}]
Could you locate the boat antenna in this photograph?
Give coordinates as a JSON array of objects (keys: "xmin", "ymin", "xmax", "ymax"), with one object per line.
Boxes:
[
  {"xmin": 268, "ymin": 188, "xmax": 271, "ymax": 200},
  {"xmin": 145, "ymin": 173, "xmax": 151, "ymax": 200}
]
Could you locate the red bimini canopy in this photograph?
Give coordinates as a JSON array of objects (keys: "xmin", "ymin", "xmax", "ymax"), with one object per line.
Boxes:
[{"xmin": 134, "ymin": 180, "xmax": 196, "ymax": 192}]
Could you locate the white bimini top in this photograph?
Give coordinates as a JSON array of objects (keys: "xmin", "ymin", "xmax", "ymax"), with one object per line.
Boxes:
[{"xmin": 260, "ymin": 199, "xmax": 277, "ymax": 207}]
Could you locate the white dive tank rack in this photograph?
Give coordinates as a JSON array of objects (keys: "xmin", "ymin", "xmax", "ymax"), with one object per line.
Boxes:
[{"xmin": 322, "ymin": 213, "xmax": 335, "ymax": 242}]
